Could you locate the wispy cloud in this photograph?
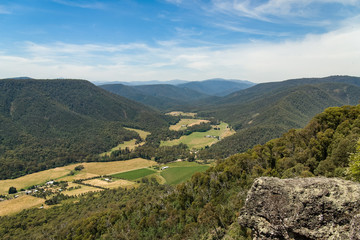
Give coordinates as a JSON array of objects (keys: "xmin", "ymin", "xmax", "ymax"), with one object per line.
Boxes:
[
  {"xmin": 1, "ymin": 17, "xmax": 360, "ymax": 82},
  {"xmin": 52, "ymin": 0, "xmax": 106, "ymax": 9},
  {"xmin": 165, "ymin": 0, "xmax": 183, "ymax": 4},
  {"xmin": 215, "ymin": 23, "xmax": 290, "ymax": 37},
  {"xmin": 0, "ymin": 5, "xmax": 11, "ymax": 14},
  {"xmin": 211, "ymin": 0, "xmax": 360, "ymax": 23}
]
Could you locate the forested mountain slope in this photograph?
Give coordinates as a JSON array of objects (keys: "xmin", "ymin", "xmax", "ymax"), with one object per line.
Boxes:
[
  {"xmin": 216, "ymin": 75, "xmax": 360, "ymax": 105},
  {"xmin": 198, "ymin": 77, "xmax": 360, "ymax": 158},
  {"xmin": 178, "ymin": 78, "xmax": 255, "ymax": 96},
  {"xmin": 1, "ymin": 104, "xmax": 359, "ymax": 239},
  {"xmin": 100, "ymin": 83, "xmax": 210, "ymax": 110},
  {"xmin": 0, "ymin": 79, "xmax": 170, "ymax": 179}
]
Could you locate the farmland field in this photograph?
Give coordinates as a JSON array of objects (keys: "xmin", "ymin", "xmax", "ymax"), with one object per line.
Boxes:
[
  {"xmin": 83, "ymin": 179, "xmax": 137, "ymax": 189},
  {"xmin": 61, "ymin": 158, "xmax": 156, "ymax": 176},
  {"xmin": 0, "ymin": 195, "xmax": 45, "ymax": 216},
  {"xmin": 124, "ymin": 127, "xmax": 150, "ymax": 140},
  {"xmin": 0, "ymin": 158, "xmax": 209, "ymax": 217},
  {"xmin": 0, "ymin": 158, "xmax": 156, "ymax": 194},
  {"xmin": 0, "ymin": 167, "xmax": 71, "ymax": 195},
  {"xmin": 111, "ymin": 168, "xmax": 157, "ymax": 181},
  {"xmin": 166, "ymin": 111, "xmax": 196, "ymax": 117},
  {"xmin": 169, "ymin": 119, "xmax": 210, "ymax": 131},
  {"xmin": 160, "ymin": 162, "xmax": 209, "ymax": 185},
  {"xmin": 162, "ymin": 122, "xmax": 235, "ymax": 149},
  {"xmin": 63, "ymin": 183, "xmax": 102, "ymax": 196}
]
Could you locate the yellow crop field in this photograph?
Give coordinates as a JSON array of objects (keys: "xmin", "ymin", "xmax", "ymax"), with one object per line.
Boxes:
[
  {"xmin": 124, "ymin": 127, "xmax": 150, "ymax": 140},
  {"xmin": 0, "ymin": 158, "xmax": 156, "ymax": 194},
  {"xmin": 0, "ymin": 195, "xmax": 45, "ymax": 216},
  {"xmin": 169, "ymin": 119, "xmax": 210, "ymax": 131},
  {"xmin": 100, "ymin": 139, "xmax": 139, "ymax": 157},
  {"xmin": 83, "ymin": 179, "xmax": 137, "ymax": 189},
  {"xmin": 0, "ymin": 167, "xmax": 71, "ymax": 195},
  {"xmin": 62, "ymin": 183, "xmax": 102, "ymax": 196},
  {"xmin": 166, "ymin": 111, "xmax": 197, "ymax": 117},
  {"xmin": 61, "ymin": 158, "xmax": 156, "ymax": 176}
]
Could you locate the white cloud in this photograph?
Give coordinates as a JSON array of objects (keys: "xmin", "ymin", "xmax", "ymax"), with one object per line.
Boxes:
[
  {"xmin": 0, "ymin": 21, "xmax": 360, "ymax": 82},
  {"xmin": 52, "ymin": 0, "xmax": 106, "ymax": 9},
  {"xmin": 212, "ymin": 0, "xmax": 360, "ymax": 21}
]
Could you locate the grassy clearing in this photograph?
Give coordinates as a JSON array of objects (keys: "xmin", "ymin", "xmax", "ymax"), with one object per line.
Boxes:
[
  {"xmin": 124, "ymin": 127, "xmax": 150, "ymax": 140},
  {"xmin": 0, "ymin": 195, "xmax": 45, "ymax": 216},
  {"xmin": 100, "ymin": 128, "xmax": 150, "ymax": 157},
  {"xmin": 100, "ymin": 139, "xmax": 139, "ymax": 157},
  {"xmin": 166, "ymin": 111, "xmax": 196, "ymax": 117},
  {"xmin": 111, "ymin": 168, "xmax": 157, "ymax": 181},
  {"xmin": 83, "ymin": 179, "xmax": 137, "ymax": 189},
  {"xmin": 165, "ymin": 161, "xmax": 205, "ymax": 167},
  {"xmin": 62, "ymin": 183, "xmax": 102, "ymax": 196},
  {"xmin": 160, "ymin": 162, "xmax": 209, "ymax": 185},
  {"xmin": 169, "ymin": 119, "xmax": 210, "ymax": 131},
  {"xmin": 162, "ymin": 122, "xmax": 235, "ymax": 149}
]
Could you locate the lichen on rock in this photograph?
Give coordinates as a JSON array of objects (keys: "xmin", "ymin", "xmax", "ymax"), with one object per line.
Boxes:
[{"xmin": 239, "ymin": 177, "xmax": 360, "ymax": 240}]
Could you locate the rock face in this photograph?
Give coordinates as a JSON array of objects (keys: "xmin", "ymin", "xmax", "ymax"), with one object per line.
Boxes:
[{"xmin": 239, "ymin": 177, "xmax": 360, "ymax": 240}]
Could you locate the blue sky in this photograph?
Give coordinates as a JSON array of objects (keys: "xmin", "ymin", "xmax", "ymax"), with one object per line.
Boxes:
[{"xmin": 0, "ymin": 0, "xmax": 360, "ymax": 83}]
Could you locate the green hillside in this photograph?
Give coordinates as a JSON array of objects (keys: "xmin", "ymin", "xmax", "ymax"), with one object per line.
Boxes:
[
  {"xmin": 1, "ymin": 104, "xmax": 359, "ymax": 239},
  {"xmin": 0, "ymin": 79, "xmax": 169, "ymax": 179},
  {"xmin": 178, "ymin": 78, "xmax": 255, "ymax": 96},
  {"xmin": 100, "ymin": 83, "xmax": 210, "ymax": 110},
  {"xmin": 197, "ymin": 78, "xmax": 360, "ymax": 158}
]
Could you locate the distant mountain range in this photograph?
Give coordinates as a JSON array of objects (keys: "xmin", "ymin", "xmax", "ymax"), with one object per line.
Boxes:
[
  {"xmin": 178, "ymin": 78, "xmax": 255, "ymax": 96},
  {"xmin": 93, "ymin": 78, "xmax": 253, "ymax": 87},
  {"xmin": 197, "ymin": 75, "xmax": 360, "ymax": 158},
  {"xmin": 94, "ymin": 79, "xmax": 189, "ymax": 86},
  {"xmin": 100, "ymin": 78, "xmax": 255, "ymax": 110}
]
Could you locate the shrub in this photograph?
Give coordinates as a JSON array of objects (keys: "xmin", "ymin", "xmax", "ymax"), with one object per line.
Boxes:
[{"xmin": 8, "ymin": 187, "xmax": 17, "ymax": 194}]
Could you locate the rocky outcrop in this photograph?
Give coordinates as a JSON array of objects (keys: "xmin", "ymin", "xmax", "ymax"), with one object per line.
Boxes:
[{"xmin": 239, "ymin": 177, "xmax": 360, "ymax": 240}]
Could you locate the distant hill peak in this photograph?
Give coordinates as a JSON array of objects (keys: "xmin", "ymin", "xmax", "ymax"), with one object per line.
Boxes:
[{"xmin": 2, "ymin": 76, "xmax": 33, "ymax": 80}]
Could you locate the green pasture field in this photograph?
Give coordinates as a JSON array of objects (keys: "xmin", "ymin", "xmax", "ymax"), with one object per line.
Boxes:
[
  {"xmin": 111, "ymin": 168, "xmax": 157, "ymax": 181},
  {"xmin": 161, "ymin": 122, "xmax": 235, "ymax": 149},
  {"xmin": 160, "ymin": 163, "xmax": 209, "ymax": 185}
]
